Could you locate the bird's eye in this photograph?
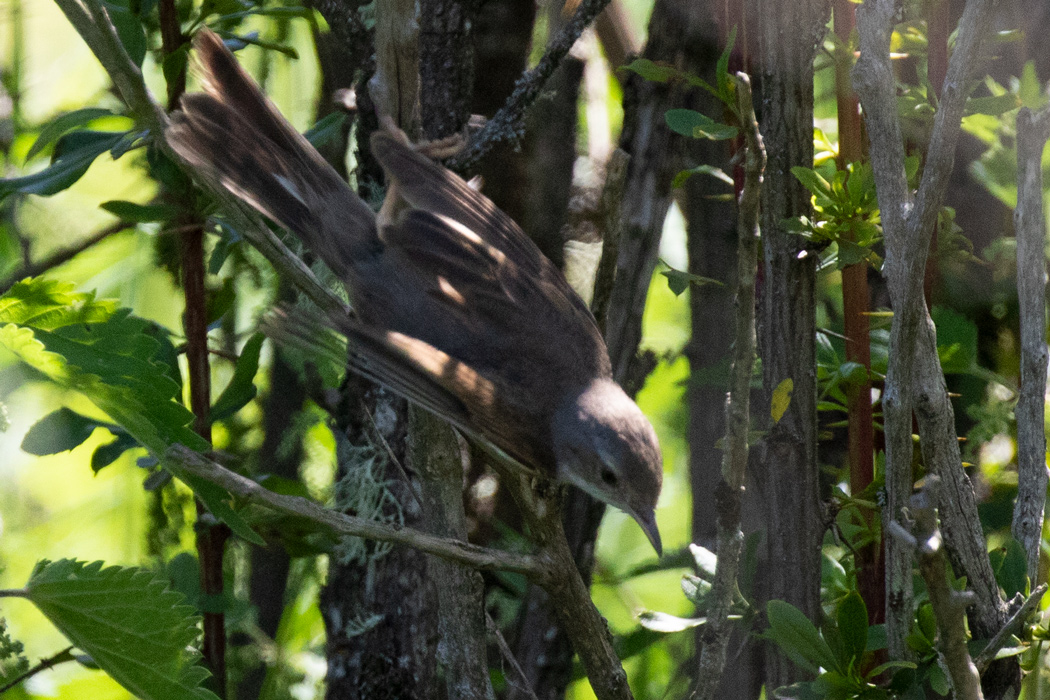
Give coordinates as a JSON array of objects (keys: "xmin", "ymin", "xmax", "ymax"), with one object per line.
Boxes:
[{"xmin": 600, "ymin": 467, "xmax": 618, "ymax": 486}]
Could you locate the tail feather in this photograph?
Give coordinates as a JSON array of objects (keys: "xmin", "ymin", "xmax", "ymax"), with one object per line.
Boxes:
[{"xmin": 166, "ymin": 30, "xmax": 379, "ymax": 278}]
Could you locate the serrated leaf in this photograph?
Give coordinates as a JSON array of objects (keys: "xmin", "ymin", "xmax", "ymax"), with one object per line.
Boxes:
[
  {"xmin": 665, "ymin": 109, "xmax": 738, "ymax": 140},
  {"xmin": 100, "ymin": 200, "xmax": 183, "ymax": 223},
  {"xmin": 27, "ymin": 108, "xmax": 114, "ymax": 161},
  {"xmin": 1, "ymin": 131, "xmax": 126, "ymax": 198},
  {"xmin": 209, "ymin": 333, "xmax": 264, "ymax": 423},
  {"xmin": 21, "ymin": 408, "xmax": 106, "ymax": 455},
  {"xmin": 766, "ymin": 599, "xmax": 841, "ymax": 674},
  {"xmin": 638, "ymin": 611, "xmax": 705, "ymax": 633},
  {"xmin": 0, "ymin": 279, "xmax": 262, "ymax": 544},
  {"xmin": 25, "ymin": 559, "xmax": 220, "ymax": 700}
]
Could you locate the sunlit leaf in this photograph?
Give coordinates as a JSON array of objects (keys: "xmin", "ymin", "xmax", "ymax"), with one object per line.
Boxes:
[
  {"xmin": 0, "ymin": 279, "xmax": 262, "ymax": 544},
  {"xmin": 25, "ymin": 559, "xmax": 220, "ymax": 700},
  {"xmin": 638, "ymin": 611, "xmax": 705, "ymax": 633},
  {"xmin": 0, "ymin": 131, "xmax": 127, "ymax": 198},
  {"xmin": 26, "ymin": 108, "xmax": 114, "ymax": 161},
  {"xmin": 771, "ymin": 378, "xmax": 794, "ymax": 423}
]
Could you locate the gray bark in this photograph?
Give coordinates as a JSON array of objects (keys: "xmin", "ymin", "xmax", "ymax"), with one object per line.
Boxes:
[{"xmin": 754, "ymin": 0, "xmax": 828, "ymax": 690}]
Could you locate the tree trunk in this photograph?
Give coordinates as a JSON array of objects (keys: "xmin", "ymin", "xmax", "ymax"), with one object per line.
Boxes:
[{"xmin": 754, "ymin": 0, "xmax": 829, "ymax": 690}]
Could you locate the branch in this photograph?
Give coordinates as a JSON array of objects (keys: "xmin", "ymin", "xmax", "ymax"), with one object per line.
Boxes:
[
  {"xmin": 0, "ymin": 647, "xmax": 75, "ymax": 695},
  {"xmin": 164, "ymin": 445, "xmax": 548, "ymax": 580},
  {"xmin": 974, "ymin": 584, "xmax": 1048, "ymax": 674},
  {"xmin": 691, "ymin": 73, "xmax": 764, "ymax": 700},
  {"xmin": 51, "ymin": 0, "xmax": 163, "ymax": 129},
  {"xmin": 1011, "ymin": 104, "xmax": 1050, "ymax": 581},
  {"xmin": 0, "ymin": 220, "xmax": 128, "ymax": 293},
  {"xmin": 448, "ymin": 0, "xmax": 614, "ymax": 170},
  {"xmin": 852, "ymin": 0, "xmax": 1000, "ymax": 655},
  {"xmin": 904, "ymin": 482, "xmax": 983, "ymax": 700},
  {"xmin": 486, "ymin": 611, "xmax": 540, "ymax": 700}
]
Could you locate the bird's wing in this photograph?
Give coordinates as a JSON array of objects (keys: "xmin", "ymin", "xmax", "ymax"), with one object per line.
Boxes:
[
  {"xmin": 266, "ymin": 307, "xmax": 536, "ymax": 467},
  {"xmin": 369, "ymin": 132, "xmax": 601, "ymax": 337},
  {"xmin": 379, "ymin": 208, "xmax": 610, "ymax": 381}
]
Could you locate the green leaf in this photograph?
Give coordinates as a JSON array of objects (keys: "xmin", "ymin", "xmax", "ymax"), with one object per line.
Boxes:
[
  {"xmin": 621, "ymin": 58, "xmax": 677, "ymax": 83},
  {"xmin": 304, "ymin": 113, "xmax": 347, "ymax": 150},
  {"xmin": 0, "ymin": 279, "xmax": 262, "ymax": 545},
  {"xmin": 100, "ymin": 200, "xmax": 184, "ymax": 223},
  {"xmin": 672, "ymin": 164, "xmax": 734, "ymax": 189},
  {"xmin": 218, "ymin": 31, "xmax": 298, "ymax": 58},
  {"xmin": 27, "ymin": 108, "xmax": 114, "ymax": 161},
  {"xmin": 791, "ymin": 166, "xmax": 833, "ymax": 204},
  {"xmin": 637, "ymin": 611, "xmax": 705, "ymax": 633},
  {"xmin": 21, "ymin": 408, "xmax": 106, "ymax": 455},
  {"xmin": 108, "ymin": 7, "xmax": 147, "ymax": 66},
  {"xmin": 162, "ymin": 44, "xmax": 191, "ymax": 93},
  {"xmin": 716, "ymin": 25, "xmax": 737, "ymax": 102},
  {"xmin": 91, "ymin": 431, "xmax": 141, "ymax": 472},
  {"xmin": 1, "ymin": 131, "xmax": 126, "ymax": 198},
  {"xmin": 25, "ymin": 559, "xmax": 220, "ymax": 700},
  {"xmin": 1018, "ymin": 61, "xmax": 1047, "ymax": 110},
  {"xmin": 665, "ymin": 109, "xmax": 738, "ymax": 140},
  {"xmin": 932, "ymin": 305, "xmax": 978, "ymax": 374},
  {"xmin": 836, "ymin": 590, "xmax": 869, "ymax": 665},
  {"xmin": 916, "ymin": 601, "xmax": 936, "ymax": 642},
  {"xmin": 209, "ymin": 333, "xmax": 264, "ymax": 423},
  {"xmin": 964, "ymin": 93, "xmax": 1020, "ymax": 116},
  {"xmin": 661, "ymin": 267, "xmax": 723, "ymax": 296},
  {"xmin": 766, "ymin": 600, "xmax": 842, "ymax": 674},
  {"xmin": 995, "ymin": 538, "xmax": 1029, "ymax": 598}
]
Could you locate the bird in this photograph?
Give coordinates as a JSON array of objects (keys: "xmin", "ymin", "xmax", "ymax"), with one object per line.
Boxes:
[{"xmin": 167, "ymin": 29, "xmax": 664, "ymax": 555}]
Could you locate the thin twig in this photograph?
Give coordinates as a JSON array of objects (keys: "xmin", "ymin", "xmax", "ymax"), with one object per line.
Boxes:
[
  {"xmin": 974, "ymin": 583, "xmax": 1048, "ymax": 674},
  {"xmin": 448, "ymin": 0, "xmax": 615, "ymax": 170},
  {"xmin": 486, "ymin": 611, "xmax": 540, "ymax": 700},
  {"xmin": 907, "ymin": 480, "xmax": 983, "ymax": 700},
  {"xmin": 0, "ymin": 220, "xmax": 129, "ymax": 293},
  {"xmin": 164, "ymin": 445, "xmax": 548, "ymax": 580},
  {"xmin": 0, "ymin": 646, "xmax": 75, "ymax": 695},
  {"xmin": 691, "ymin": 73, "xmax": 764, "ymax": 700}
]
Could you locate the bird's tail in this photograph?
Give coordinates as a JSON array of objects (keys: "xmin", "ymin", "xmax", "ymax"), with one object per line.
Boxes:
[{"xmin": 167, "ymin": 29, "xmax": 379, "ymax": 277}]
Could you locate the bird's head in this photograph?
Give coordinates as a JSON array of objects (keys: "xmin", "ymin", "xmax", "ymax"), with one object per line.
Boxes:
[{"xmin": 551, "ymin": 379, "xmax": 664, "ymax": 555}]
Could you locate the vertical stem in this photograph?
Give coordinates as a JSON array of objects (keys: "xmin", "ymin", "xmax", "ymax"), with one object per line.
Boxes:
[
  {"xmin": 8, "ymin": 0, "xmax": 23, "ymax": 128},
  {"xmin": 923, "ymin": 0, "xmax": 949, "ymax": 304},
  {"xmin": 833, "ymin": 0, "xmax": 881, "ymax": 626},
  {"xmin": 1011, "ymin": 106, "xmax": 1050, "ymax": 582},
  {"xmin": 159, "ymin": 5, "xmax": 227, "ymax": 692},
  {"xmin": 691, "ymin": 72, "xmax": 764, "ymax": 700}
]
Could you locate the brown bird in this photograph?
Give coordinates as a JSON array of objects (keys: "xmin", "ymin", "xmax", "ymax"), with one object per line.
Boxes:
[{"xmin": 168, "ymin": 30, "xmax": 664, "ymax": 554}]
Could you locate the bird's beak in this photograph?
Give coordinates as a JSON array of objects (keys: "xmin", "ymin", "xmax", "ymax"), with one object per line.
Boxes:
[{"xmin": 632, "ymin": 508, "xmax": 662, "ymax": 557}]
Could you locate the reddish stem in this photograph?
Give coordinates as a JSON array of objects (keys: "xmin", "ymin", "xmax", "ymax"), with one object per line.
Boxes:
[
  {"xmin": 834, "ymin": 0, "xmax": 882, "ymax": 626},
  {"xmin": 158, "ymin": 5, "xmax": 228, "ymax": 693}
]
